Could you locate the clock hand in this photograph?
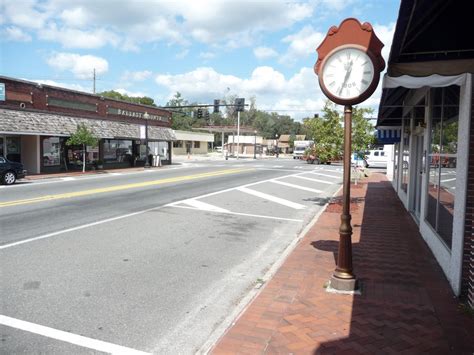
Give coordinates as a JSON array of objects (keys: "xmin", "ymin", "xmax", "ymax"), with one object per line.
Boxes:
[{"xmin": 339, "ymin": 60, "xmax": 353, "ymax": 95}]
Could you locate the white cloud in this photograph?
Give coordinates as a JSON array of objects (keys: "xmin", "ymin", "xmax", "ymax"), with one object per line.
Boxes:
[
  {"xmin": 2, "ymin": 0, "xmax": 49, "ymax": 29},
  {"xmin": 121, "ymin": 70, "xmax": 153, "ymax": 82},
  {"xmin": 2, "ymin": 0, "xmax": 314, "ymax": 49},
  {"xmin": 254, "ymin": 47, "xmax": 278, "ymax": 60},
  {"xmin": 280, "ymin": 26, "xmax": 325, "ymax": 65},
  {"xmin": 373, "ymin": 22, "xmax": 396, "ymax": 66},
  {"xmin": 29, "ymin": 79, "xmax": 89, "ymax": 92},
  {"xmin": 114, "ymin": 88, "xmax": 148, "ymax": 98},
  {"xmin": 199, "ymin": 52, "xmax": 215, "ymax": 60},
  {"xmin": 154, "ymin": 64, "xmax": 385, "ymax": 120},
  {"xmin": 39, "ymin": 23, "xmax": 120, "ymax": 49},
  {"xmin": 175, "ymin": 49, "xmax": 189, "ymax": 59},
  {"xmin": 46, "ymin": 52, "xmax": 109, "ymax": 79},
  {"xmin": 59, "ymin": 7, "xmax": 88, "ymax": 28},
  {"xmin": 3, "ymin": 26, "xmax": 32, "ymax": 42}
]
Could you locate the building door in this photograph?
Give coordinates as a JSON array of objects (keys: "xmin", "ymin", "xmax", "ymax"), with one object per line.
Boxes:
[
  {"xmin": 412, "ymin": 134, "xmax": 424, "ymax": 219},
  {"xmin": 0, "ymin": 136, "xmax": 4, "ymax": 157}
]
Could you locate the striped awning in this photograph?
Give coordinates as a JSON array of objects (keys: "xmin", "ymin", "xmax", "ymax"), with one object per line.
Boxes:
[{"xmin": 376, "ymin": 126, "xmax": 401, "ymax": 144}]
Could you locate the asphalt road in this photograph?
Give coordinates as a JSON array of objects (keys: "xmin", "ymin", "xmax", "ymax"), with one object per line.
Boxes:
[{"xmin": 1, "ymin": 157, "xmax": 344, "ymax": 354}]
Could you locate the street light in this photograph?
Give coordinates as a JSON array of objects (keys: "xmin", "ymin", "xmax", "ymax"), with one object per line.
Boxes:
[
  {"xmin": 143, "ymin": 112, "xmax": 150, "ymax": 168},
  {"xmin": 254, "ymin": 130, "xmax": 257, "ymax": 159}
]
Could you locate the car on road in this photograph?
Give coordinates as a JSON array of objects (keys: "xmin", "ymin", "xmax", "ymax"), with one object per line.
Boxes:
[
  {"xmin": 0, "ymin": 156, "xmax": 27, "ymax": 185},
  {"xmin": 364, "ymin": 149, "xmax": 389, "ymax": 168}
]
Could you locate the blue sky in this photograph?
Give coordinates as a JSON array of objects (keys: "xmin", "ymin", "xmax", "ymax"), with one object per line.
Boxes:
[{"xmin": 0, "ymin": 0, "xmax": 400, "ymax": 120}]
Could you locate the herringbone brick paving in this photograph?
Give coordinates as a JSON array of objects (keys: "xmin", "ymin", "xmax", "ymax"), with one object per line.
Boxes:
[{"xmin": 211, "ymin": 173, "xmax": 474, "ymax": 354}]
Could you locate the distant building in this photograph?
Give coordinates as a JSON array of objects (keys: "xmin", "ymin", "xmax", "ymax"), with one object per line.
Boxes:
[
  {"xmin": 225, "ymin": 135, "xmax": 263, "ymax": 156},
  {"xmin": 173, "ymin": 130, "xmax": 214, "ymax": 155},
  {"xmin": 0, "ymin": 76, "xmax": 175, "ymax": 173}
]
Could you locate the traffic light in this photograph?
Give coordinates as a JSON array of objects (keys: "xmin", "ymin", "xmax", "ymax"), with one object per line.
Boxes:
[
  {"xmin": 235, "ymin": 98, "xmax": 245, "ymax": 112},
  {"xmin": 213, "ymin": 99, "xmax": 220, "ymax": 113},
  {"xmin": 197, "ymin": 108, "xmax": 202, "ymax": 118},
  {"xmin": 205, "ymin": 110, "xmax": 210, "ymax": 120}
]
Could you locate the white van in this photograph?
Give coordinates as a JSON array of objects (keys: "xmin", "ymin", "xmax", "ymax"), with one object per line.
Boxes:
[{"xmin": 365, "ymin": 148, "xmax": 389, "ymax": 168}]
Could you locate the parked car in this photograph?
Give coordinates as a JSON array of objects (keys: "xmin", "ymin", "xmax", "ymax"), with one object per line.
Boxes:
[
  {"xmin": 364, "ymin": 149, "xmax": 389, "ymax": 168},
  {"xmin": 0, "ymin": 156, "xmax": 27, "ymax": 185}
]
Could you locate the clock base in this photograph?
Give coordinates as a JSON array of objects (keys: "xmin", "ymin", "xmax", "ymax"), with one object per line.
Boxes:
[{"xmin": 329, "ymin": 275, "xmax": 360, "ymax": 292}]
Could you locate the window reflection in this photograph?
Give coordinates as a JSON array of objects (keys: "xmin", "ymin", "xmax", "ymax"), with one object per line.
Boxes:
[{"xmin": 425, "ymin": 86, "xmax": 459, "ymax": 249}]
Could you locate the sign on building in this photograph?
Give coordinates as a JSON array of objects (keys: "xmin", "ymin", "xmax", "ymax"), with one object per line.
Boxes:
[{"xmin": 0, "ymin": 83, "xmax": 5, "ymax": 101}]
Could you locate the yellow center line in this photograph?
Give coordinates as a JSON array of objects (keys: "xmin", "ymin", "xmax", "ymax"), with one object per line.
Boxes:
[{"xmin": 0, "ymin": 168, "xmax": 254, "ymax": 208}]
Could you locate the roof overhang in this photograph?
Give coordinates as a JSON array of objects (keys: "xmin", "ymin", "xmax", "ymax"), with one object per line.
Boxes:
[{"xmin": 377, "ymin": 0, "xmax": 474, "ymax": 127}]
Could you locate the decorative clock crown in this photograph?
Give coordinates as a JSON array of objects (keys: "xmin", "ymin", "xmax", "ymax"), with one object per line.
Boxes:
[{"xmin": 314, "ymin": 18, "xmax": 385, "ymax": 76}]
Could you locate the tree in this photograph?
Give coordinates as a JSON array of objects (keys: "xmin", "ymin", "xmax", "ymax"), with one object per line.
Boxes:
[
  {"xmin": 98, "ymin": 90, "xmax": 157, "ymax": 107},
  {"xmin": 66, "ymin": 124, "xmax": 99, "ymax": 172},
  {"xmin": 351, "ymin": 106, "xmax": 376, "ymax": 153},
  {"xmin": 303, "ymin": 101, "xmax": 344, "ymax": 162}
]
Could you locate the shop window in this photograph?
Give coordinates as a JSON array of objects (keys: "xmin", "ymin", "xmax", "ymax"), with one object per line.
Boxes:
[
  {"xmin": 6, "ymin": 136, "xmax": 21, "ymax": 162},
  {"xmin": 148, "ymin": 141, "xmax": 169, "ymax": 160},
  {"xmin": 43, "ymin": 137, "xmax": 61, "ymax": 166},
  {"xmin": 426, "ymin": 86, "xmax": 459, "ymax": 249},
  {"xmin": 173, "ymin": 140, "xmax": 183, "ymax": 148},
  {"xmin": 194, "ymin": 141, "xmax": 200, "ymax": 149},
  {"xmin": 103, "ymin": 139, "xmax": 133, "ymax": 163}
]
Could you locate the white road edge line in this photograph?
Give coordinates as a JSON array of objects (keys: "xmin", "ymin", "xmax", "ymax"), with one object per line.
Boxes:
[
  {"xmin": 170, "ymin": 205, "xmax": 303, "ymax": 222},
  {"xmin": 270, "ymin": 180, "xmax": 322, "ymax": 193},
  {"xmin": 0, "ymin": 315, "xmax": 151, "ymax": 355},
  {"xmin": 0, "ymin": 206, "xmax": 162, "ymax": 250},
  {"xmin": 237, "ymin": 187, "xmax": 305, "ymax": 210}
]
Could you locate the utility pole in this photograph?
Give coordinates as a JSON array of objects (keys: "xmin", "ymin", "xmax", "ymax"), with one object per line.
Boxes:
[
  {"xmin": 93, "ymin": 68, "xmax": 96, "ymax": 94},
  {"xmin": 236, "ymin": 110, "xmax": 240, "ymax": 159}
]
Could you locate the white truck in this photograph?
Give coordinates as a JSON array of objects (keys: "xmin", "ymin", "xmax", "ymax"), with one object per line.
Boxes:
[{"xmin": 293, "ymin": 140, "xmax": 314, "ymax": 159}]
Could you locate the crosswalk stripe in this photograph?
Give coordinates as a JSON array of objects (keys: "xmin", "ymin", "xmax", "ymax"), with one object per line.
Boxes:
[
  {"xmin": 237, "ymin": 187, "xmax": 305, "ymax": 210},
  {"xmin": 270, "ymin": 180, "xmax": 322, "ymax": 193},
  {"xmin": 292, "ymin": 175, "xmax": 334, "ymax": 185},
  {"xmin": 310, "ymin": 172, "xmax": 341, "ymax": 179},
  {"xmin": 181, "ymin": 199, "xmax": 230, "ymax": 213}
]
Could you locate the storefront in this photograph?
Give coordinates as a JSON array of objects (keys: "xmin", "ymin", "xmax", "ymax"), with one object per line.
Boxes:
[
  {"xmin": 0, "ymin": 77, "xmax": 175, "ymax": 174},
  {"xmin": 377, "ymin": 0, "xmax": 473, "ymax": 307}
]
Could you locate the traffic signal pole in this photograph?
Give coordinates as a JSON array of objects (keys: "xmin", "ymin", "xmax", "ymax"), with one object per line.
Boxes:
[{"xmin": 236, "ymin": 110, "xmax": 240, "ymax": 159}]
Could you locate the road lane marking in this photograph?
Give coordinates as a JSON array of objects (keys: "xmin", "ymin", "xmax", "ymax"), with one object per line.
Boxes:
[
  {"xmin": 270, "ymin": 180, "xmax": 322, "ymax": 193},
  {"xmin": 292, "ymin": 175, "xmax": 334, "ymax": 185},
  {"xmin": 170, "ymin": 205, "xmax": 303, "ymax": 222},
  {"xmin": 0, "ymin": 168, "xmax": 253, "ymax": 208},
  {"xmin": 236, "ymin": 187, "xmax": 305, "ymax": 210},
  {"xmin": 181, "ymin": 199, "xmax": 230, "ymax": 213},
  {"xmin": 0, "ymin": 315, "xmax": 151, "ymax": 355}
]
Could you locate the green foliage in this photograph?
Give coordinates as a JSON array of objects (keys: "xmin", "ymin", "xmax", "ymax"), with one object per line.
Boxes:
[
  {"xmin": 66, "ymin": 124, "xmax": 98, "ymax": 147},
  {"xmin": 303, "ymin": 101, "xmax": 343, "ymax": 161},
  {"xmin": 351, "ymin": 106, "xmax": 376, "ymax": 153},
  {"xmin": 98, "ymin": 90, "xmax": 156, "ymax": 107}
]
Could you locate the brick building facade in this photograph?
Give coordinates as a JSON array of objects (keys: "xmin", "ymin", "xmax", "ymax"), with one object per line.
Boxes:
[{"xmin": 0, "ymin": 76, "xmax": 175, "ymax": 174}]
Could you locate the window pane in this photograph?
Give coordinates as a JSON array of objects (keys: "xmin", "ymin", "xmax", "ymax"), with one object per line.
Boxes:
[
  {"xmin": 401, "ymin": 133, "xmax": 409, "ymax": 193},
  {"xmin": 43, "ymin": 137, "xmax": 61, "ymax": 166},
  {"xmin": 437, "ymin": 118, "xmax": 458, "ymax": 247},
  {"xmin": 427, "ymin": 114, "xmax": 441, "ymax": 232}
]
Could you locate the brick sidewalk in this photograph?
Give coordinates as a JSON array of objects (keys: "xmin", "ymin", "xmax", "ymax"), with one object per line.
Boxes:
[{"xmin": 211, "ymin": 173, "xmax": 474, "ymax": 354}]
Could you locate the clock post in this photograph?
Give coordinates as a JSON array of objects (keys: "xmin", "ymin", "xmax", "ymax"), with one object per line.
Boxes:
[{"xmin": 314, "ymin": 18, "xmax": 385, "ymax": 292}]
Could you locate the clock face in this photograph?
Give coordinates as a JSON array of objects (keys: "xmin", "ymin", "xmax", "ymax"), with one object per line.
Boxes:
[{"xmin": 321, "ymin": 47, "xmax": 375, "ymax": 101}]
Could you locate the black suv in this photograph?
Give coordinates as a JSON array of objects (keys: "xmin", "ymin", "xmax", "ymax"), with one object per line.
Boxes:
[{"xmin": 0, "ymin": 156, "xmax": 27, "ymax": 185}]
